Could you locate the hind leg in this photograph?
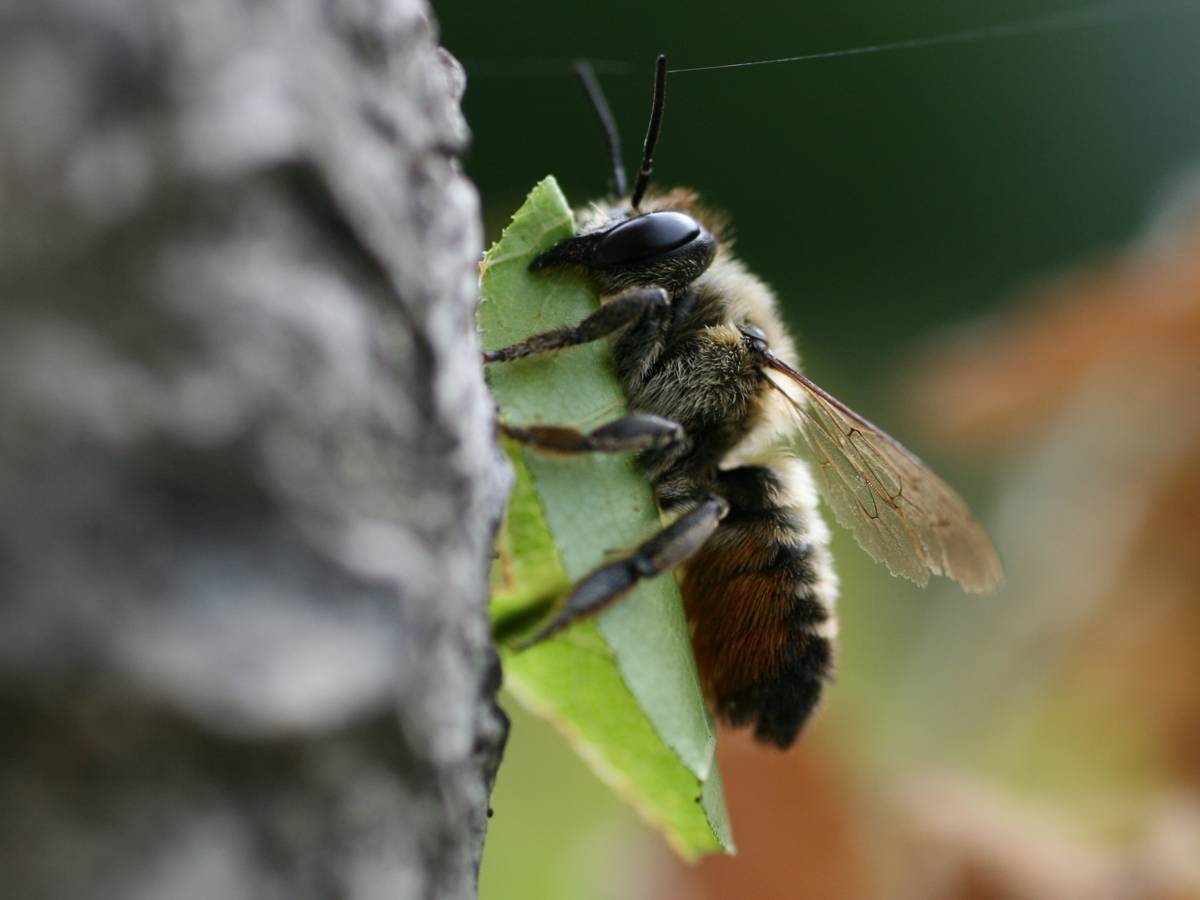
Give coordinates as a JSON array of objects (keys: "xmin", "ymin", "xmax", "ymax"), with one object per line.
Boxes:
[
  {"xmin": 515, "ymin": 494, "xmax": 728, "ymax": 648},
  {"xmin": 683, "ymin": 459, "xmax": 839, "ymax": 748}
]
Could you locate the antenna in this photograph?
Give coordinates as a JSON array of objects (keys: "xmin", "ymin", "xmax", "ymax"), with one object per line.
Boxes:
[
  {"xmin": 630, "ymin": 54, "xmax": 667, "ymax": 211},
  {"xmin": 573, "ymin": 60, "xmax": 628, "ymax": 198}
]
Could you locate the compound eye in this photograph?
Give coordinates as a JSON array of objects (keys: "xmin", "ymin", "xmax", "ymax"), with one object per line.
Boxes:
[
  {"xmin": 593, "ymin": 211, "xmax": 702, "ymax": 268},
  {"xmin": 739, "ymin": 323, "xmax": 769, "ymax": 353}
]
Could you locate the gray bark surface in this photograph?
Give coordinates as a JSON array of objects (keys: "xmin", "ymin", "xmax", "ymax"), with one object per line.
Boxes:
[{"xmin": 0, "ymin": 0, "xmax": 507, "ymax": 897}]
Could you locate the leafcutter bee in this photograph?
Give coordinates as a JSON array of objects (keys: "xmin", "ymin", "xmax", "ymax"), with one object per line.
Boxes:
[{"xmin": 484, "ymin": 56, "xmax": 1003, "ymax": 748}]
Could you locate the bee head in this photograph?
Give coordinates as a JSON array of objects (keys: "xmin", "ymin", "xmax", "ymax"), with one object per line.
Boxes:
[
  {"xmin": 531, "ymin": 55, "xmax": 715, "ymax": 294},
  {"xmin": 530, "ymin": 209, "xmax": 716, "ymax": 295}
]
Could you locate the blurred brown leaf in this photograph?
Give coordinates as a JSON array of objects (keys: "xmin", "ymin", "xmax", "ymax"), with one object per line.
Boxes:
[
  {"xmin": 913, "ymin": 179, "xmax": 1200, "ymax": 789},
  {"xmin": 895, "ymin": 776, "xmax": 1200, "ymax": 900},
  {"xmin": 913, "ymin": 210, "xmax": 1200, "ymax": 452},
  {"xmin": 645, "ymin": 726, "xmax": 872, "ymax": 900}
]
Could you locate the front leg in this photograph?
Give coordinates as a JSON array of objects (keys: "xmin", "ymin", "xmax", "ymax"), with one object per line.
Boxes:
[{"xmin": 482, "ymin": 286, "xmax": 668, "ymax": 364}]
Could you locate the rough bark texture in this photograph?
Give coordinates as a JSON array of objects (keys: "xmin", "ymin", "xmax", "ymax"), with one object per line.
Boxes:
[{"xmin": 0, "ymin": 1, "xmax": 507, "ymax": 897}]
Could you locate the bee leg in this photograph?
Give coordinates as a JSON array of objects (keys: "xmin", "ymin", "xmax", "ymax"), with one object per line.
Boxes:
[
  {"xmin": 482, "ymin": 286, "xmax": 668, "ymax": 363},
  {"xmin": 500, "ymin": 414, "xmax": 684, "ymax": 454},
  {"xmin": 515, "ymin": 494, "xmax": 728, "ymax": 648}
]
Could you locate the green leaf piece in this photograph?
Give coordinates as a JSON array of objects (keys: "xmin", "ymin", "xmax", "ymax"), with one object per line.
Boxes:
[{"xmin": 481, "ymin": 177, "xmax": 732, "ymax": 859}]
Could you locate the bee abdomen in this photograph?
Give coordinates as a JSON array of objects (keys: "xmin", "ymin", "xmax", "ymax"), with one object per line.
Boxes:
[{"xmin": 681, "ymin": 460, "xmax": 838, "ymax": 748}]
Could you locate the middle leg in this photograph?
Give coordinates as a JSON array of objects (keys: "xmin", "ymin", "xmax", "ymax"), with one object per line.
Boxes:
[{"xmin": 500, "ymin": 414, "xmax": 684, "ymax": 455}]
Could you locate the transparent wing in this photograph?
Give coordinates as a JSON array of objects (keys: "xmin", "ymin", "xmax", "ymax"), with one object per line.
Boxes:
[{"xmin": 765, "ymin": 355, "xmax": 1004, "ymax": 593}]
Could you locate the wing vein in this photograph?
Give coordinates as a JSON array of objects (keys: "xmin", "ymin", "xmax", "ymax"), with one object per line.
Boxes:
[{"xmin": 764, "ymin": 367, "xmax": 1003, "ymax": 594}]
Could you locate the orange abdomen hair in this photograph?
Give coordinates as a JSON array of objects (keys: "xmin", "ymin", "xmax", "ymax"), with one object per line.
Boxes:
[{"xmin": 681, "ymin": 461, "xmax": 837, "ymax": 748}]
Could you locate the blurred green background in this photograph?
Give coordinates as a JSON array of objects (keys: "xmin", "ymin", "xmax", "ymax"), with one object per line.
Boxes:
[
  {"xmin": 444, "ymin": 0, "xmax": 1200, "ymax": 384},
  {"xmin": 437, "ymin": 2, "xmax": 1200, "ymax": 898}
]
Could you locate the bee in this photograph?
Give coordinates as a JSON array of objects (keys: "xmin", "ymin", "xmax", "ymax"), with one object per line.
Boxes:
[{"xmin": 484, "ymin": 55, "xmax": 1003, "ymax": 748}]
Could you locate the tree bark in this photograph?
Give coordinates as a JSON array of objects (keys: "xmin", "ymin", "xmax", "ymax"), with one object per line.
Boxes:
[{"xmin": 0, "ymin": 1, "xmax": 507, "ymax": 897}]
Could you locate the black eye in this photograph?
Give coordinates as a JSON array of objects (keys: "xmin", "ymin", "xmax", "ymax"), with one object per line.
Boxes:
[
  {"xmin": 739, "ymin": 324, "xmax": 769, "ymax": 353},
  {"xmin": 740, "ymin": 324, "xmax": 766, "ymax": 342},
  {"xmin": 593, "ymin": 212, "xmax": 702, "ymax": 268}
]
